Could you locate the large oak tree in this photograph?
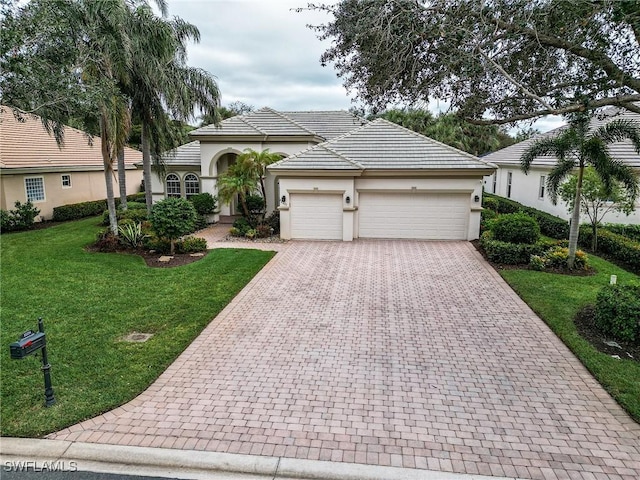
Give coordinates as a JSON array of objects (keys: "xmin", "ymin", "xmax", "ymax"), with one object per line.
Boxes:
[{"xmin": 308, "ymin": 0, "xmax": 640, "ymax": 124}]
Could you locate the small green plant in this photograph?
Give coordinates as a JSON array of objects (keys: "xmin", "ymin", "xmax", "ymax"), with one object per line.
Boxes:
[
  {"xmin": 492, "ymin": 212, "xmax": 540, "ymax": 244},
  {"xmin": 544, "ymin": 246, "xmax": 589, "ymax": 270},
  {"xmin": 264, "ymin": 210, "xmax": 280, "ymax": 234},
  {"xmin": 177, "ymin": 236, "xmax": 207, "ymax": 253},
  {"xmin": 228, "ymin": 227, "xmax": 242, "ymax": 237},
  {"xmin": 595, "ymin": 284, "xmax": 640, "ymax": 342},
  {"xmin": 118, "ymin": 222, "xmax": 148, "ymax": 249},
  {"xmin": 189, "ymin": 193, "xmax": 217, "ymax": 216},
  {"xmin": 94, "ymin": 228, "xmax": 120, "ymax": 252},
  {"xmin": 232, "ymin": 217, "xmax": 251, "ymax": 236},
  {"xmin": 529, "ymin": 255, "xmax": 546, "ymax": 271},
  {"xmin": 245, "ymin": 228, "xmax": 257, "ymax": 239},
  {"xmin": 149, "ymin": 198, "xmax": 198, "ymax": 254},
  {"xmin": 255, "ymin": 224, "xmax": 273, "ymax": 238}
]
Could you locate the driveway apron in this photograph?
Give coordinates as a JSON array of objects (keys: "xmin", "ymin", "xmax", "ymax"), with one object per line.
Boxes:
[{"xmin": 49, "ymin": 241, "xmax": 640, "ymax": 480}]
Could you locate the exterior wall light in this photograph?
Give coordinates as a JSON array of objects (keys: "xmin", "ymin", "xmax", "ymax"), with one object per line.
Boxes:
[
  {"xmin": 281, "ymin": 195, "xmax": 286, "ymax": 204},
  {"xmin": 474, "ymin": 195, "xmax": 480, "ymax": 203},
  {"xmin": 345, "ymin": 196, "xmax": 351, "ymax": 204}
]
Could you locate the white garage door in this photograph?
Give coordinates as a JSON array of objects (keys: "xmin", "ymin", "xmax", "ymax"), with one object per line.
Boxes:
[
  {"xmin": 358, "ymin": 192, "xmax": 469, "ymax": 240},
  {"xmin": 290, "ymin": 193, "xmax": 343, "ymax": 240}
]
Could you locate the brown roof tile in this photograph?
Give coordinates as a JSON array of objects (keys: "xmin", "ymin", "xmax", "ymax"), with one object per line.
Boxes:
[{"xmin": 0, "ymin": 107, "xmax": 142, "ymax": 169}]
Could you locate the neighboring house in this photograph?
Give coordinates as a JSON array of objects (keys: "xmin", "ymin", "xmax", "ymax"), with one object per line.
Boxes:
[
  {"xmin": 156, "ymin": 107, "xmax": 495, "ymax": 241},
  {"xmin": 0, "ymin": 108, "xmax": 143, "ymax": 220},
  {"xmin": 482, "ymin": 108, "xmax": 640, "ymax": 225}
]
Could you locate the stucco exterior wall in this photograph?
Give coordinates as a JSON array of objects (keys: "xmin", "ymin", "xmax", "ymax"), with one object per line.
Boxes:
[
  {"xmin": 484, "ymin": 166, "xmax": 640, "ymax": 225},
  {"xmin": 1, "ymin": 169, "xmax": 142, "ymax": 220}
]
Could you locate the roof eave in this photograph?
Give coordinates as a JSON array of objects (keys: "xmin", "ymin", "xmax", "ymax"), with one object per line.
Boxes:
[
  {"xmin": 188, "ymin": 133, "xmax": 324, "ymax": 143},
  {"xmin": 268, "ymin": 168, "xmax": 362, "ymax": 177}
]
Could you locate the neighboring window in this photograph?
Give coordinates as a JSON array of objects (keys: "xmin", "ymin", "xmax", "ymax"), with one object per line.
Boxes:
[
  {"xmin": 506, "ymin": 172, "xmax": 513, "ymax": 198},
  {"xmin": 539, "ymin": 175, "xmax": 546, "ymax": 199},
  {"xmin": 25, "ymin": 177, "xmax": 45, "ymax": 202},
  {"xmin": 184, "ymin": 173, "xmax": 200, "ymax": 199},
  {"xmin": 492, "ymin": 173, "xmax": 497, "ymax": 194},
  {"xmin": 61, "ymin": 174, "xmax": 72, "ymax": 188},
  {"xmin": 166, "ymin": 173, "xmax": 181, "ymax": 198}
]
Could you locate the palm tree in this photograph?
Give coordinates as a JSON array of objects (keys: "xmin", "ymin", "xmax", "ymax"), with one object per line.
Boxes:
[
  {"xmin": 124, "ymin": 4, "xmax": 221, "ymax": 214},
  {"xmin": 520, "ymin": 111, "xmax": 640, "ymax": 268},
  {"xmin": 236, "ymin": 148, "xmax": 282, "ymax": 200},
  {"xmin": 217, "ymin": 162, "xmax": 256, "ymax": 218}
]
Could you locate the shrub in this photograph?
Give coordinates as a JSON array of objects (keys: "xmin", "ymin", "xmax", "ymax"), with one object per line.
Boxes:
[
  {"xmin": 144, "ymin": 235, "xmax": 171, "ymax": 254},
  {"xmin": 233, "ymin": 217, "xmax": 251, "ymax": 236},
  {"xmin": 542, "ymin": 246, "xmax": 589, "ymax": 270},
  {"xmin": 595, "ymin": 284, "xmax": 640, "ymax": 342},
  {"xmin": 194, "ymin": 215, "xmax": 208, "ymax": 231},
  {"xmin": 529, "ymin": 255, "xmax": 546, "ymax": 271},
  {"xmin": 149, "ymin": 198, "xmax": 197, "ymax": 254},
  {"xmin": 228, "ymin": 227, "xmax": 242, "ymax": 237},
  {"xmin": 118, "ymin": 222, "xmax": 148, "ymax": 249},
  {"xmin": 1, "ymin": 210, "xmax": 11, "ymax": 232},
  {"xmin": 189, "ymin": 193, "xmax": 217, "ymax": 216},
  {"xmin": 245, "ymin": 194, "xmax": 265, "ymax": 215},
  {"xmin": 255, "ymin": 224, "xmax": 273, "ymax": 238},
  {"xmin": 125, "ymin": 201, "xmax": 148, "ymax": 210},
  {"xmin": 482, "ymin": 193, "xmax": 569, "ymax": 239},
  {"xmin": 479, "ymin": 231, "xmax": 547, "ymax": 264},
  {"xmin": 480, "ymin": 208, "xmax": 498, "ymax": 232},
  {"xmin": 102, "ymin": 206, "xmax": 148, "ymax": 226},
  {"xmin": 264, "ymin": 210, "xmax": 280, "ymax": 234},
  {"xmin": 177, "ymin": 236, "xmax": 207, "ymax": 253},
  {"xmin": 245, "ymin": 228, "xmax": 257, "ymax": 239},
  {"xmin": 1, "ymin": 201, "xmax": 41, "ymax": 232},
  {"xmin": 492, "ymin": 212, "xmax": 540, "ymax": 244},
  {"xmin": 94, "ymin": 229, "xmax": 120, "ymax": 252}
]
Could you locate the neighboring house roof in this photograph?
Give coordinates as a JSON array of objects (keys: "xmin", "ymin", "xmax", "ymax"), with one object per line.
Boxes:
[
  {"xmin": 189, "ymin": 107, "xmax": 366, "ymax": 141},
  {"xmin": 161, "ymin": 141, "xmax": 201, "ymax": 166},
  {"xmin": 484, "ymin": 107, "xmax": 640, "ymax": 168},
  {"xmin": 269, "ymin": 118, "xmax": 495, "ymax": 172},
  {"xmin": 0, "ymin": 106, "xmax": 142, "ymax": 171}
]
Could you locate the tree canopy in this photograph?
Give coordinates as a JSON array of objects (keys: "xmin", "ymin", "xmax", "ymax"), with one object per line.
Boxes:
[{"xmin": 308, "ymin": 0, "xmax": 640, "ymax": 124}]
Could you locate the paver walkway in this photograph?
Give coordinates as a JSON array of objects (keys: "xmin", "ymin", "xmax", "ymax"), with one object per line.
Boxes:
[{"xmin": 49, "ymin": 241, "xmax": 640, "ymax": 480}]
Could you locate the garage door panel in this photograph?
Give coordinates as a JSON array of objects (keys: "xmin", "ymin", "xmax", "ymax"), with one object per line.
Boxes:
[
  {"xmin": 290, "ymin": 194, "xmax": 343, "ymax": 240},
  {"xmin": 359, "ymin": 192, "xmax": 469, "ymax": 240}
]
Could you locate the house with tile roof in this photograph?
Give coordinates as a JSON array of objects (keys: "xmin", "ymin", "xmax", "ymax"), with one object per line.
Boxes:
[
  {"xmin": 0, "ymin": 108, "xmax": 143, "ymax": 221},
  {"xmin": 482, "ymin": 107, "xmax": 640, "ymax": 225},
  {"xmin": 157, "ymin": 108, "xmax": 495, "ymax": 241}
]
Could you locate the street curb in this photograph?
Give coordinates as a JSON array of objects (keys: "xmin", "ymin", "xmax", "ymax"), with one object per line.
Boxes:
[{"xmin": 1, "ymin": 438, "xmax": 524, "ymax": 480}]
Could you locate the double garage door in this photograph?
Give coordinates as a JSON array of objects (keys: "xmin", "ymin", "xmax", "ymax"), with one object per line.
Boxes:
[{"xmin": 289, "ymin": 192, "xmax": 469, "ymax": 240}]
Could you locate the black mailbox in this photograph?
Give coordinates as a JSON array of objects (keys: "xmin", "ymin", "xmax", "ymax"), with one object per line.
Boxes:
[{"xmin": 10, "ymin": 331, "xmax": 46, "ymax": 359}]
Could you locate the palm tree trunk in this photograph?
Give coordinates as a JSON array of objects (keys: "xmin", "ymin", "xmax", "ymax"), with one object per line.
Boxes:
[
  {"xmin": 117, "ymin": 146, "xmax": 127, "ymax": 210},
  {"xmin": 567, "ymin": 166, "xmax": 585, "ymax": 269},
  {"xmin": 101, "ymin": 117, "xmax": 118, "ymax": 235},
  {"xmin": 142, "ymin": 123, "xmax": 153, "ymax": 215}
]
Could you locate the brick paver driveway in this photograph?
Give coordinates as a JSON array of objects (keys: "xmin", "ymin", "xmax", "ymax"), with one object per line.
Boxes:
[{"xmin": 50, "ymin": 241, "xmax": 640, "ymax": 480}]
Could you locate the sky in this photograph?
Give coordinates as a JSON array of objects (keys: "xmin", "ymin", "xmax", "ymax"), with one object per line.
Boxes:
[{"xmin": 166, "ymin": 0, "xmax": 562, "ymax": 133}]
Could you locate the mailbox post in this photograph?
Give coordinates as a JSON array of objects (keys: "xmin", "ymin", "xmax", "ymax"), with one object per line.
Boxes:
[{"xmin": 9, "ymin": 318, "xmax": 55, "ymax": 407}]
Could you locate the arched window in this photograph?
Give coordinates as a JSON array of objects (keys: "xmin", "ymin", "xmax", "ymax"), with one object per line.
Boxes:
[
  {"xmin": 166, "ymin": 173, "xmax": 181, "ymax": 198},
  {"xmin": 184, "ymin": 173, "xmax": 200, "ymax": 199}
]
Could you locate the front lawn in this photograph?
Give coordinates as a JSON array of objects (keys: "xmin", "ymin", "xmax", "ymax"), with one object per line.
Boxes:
[
  {"xmin": 500, "ymin": 255, "xmax": 640, "ymax": 423},
  {"xmin": 0, "ymin": 218, "xmax": 275, "ymax": 437}
]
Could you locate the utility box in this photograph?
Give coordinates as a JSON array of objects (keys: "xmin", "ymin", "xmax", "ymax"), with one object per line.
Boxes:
[{"xmin": 10, "ymin": 331, "xmax": 46, "ymax": 359}]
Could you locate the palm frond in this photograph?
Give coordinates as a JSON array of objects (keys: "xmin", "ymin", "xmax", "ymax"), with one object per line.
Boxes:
[{"xmin": 547, "ymin": 158, "xmax": 576, "ymax": 205}]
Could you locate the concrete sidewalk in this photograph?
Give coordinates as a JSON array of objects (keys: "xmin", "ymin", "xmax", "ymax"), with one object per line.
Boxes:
[{"xmin": 0, "ymin": 437, "xmax": 524, "ymax": 480}]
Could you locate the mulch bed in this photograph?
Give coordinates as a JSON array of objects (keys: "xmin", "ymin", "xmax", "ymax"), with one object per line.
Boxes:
[
  {"xmin": 139, "ymin": 251, "xmax": 208, "ymax": 268},
  {"xmin": 574, "ymin": 305, "xmax": 639, "ymax": 362}
]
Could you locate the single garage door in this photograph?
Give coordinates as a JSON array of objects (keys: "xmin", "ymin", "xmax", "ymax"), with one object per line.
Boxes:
[
  {"xmin": 290, "ymin": 193, "xmax": 343, "ymax": 240},
  {"xmin": 358, "ymin": 192, "xmax": 469, "ymax": 240}
]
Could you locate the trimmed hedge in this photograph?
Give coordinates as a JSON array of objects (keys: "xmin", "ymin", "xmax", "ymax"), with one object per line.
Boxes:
[
  {"xmin": 479, "ymin": 231, "xmax": 557, "ymax": 265},
  {"xmin": 492, "ymin": 212, "xmax": 540, "ymax": 244},
  {"xmin": 52, "ymin": 193, "xmax": 145, "ymax": 222},
  {"xmin": 482, "ymin": 193, "xmax": 569, "ymax": 239},
  {"xmin": 603, "ymin": 224, "xmax": 640, "ymax": 243},
  {"xmin": 578, "ymin": 226, "xmax": 640, "ymax": 275}
]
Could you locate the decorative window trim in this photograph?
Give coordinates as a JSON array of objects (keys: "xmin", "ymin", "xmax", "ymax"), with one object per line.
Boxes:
[
  {"xmin": 166, "ymin": 173, "xmax": 181, "ymax": 198},
  {"xmin": 61, "ymin": 174, "xmax": 72, "ymax": 188},
  {"xmin": 24, "ymin": 176, "xmax": 46, "ymax": 203}
]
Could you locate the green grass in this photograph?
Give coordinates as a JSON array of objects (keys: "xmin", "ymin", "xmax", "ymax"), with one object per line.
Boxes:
[
  {"xmin": 500, "ymin": 256, "xmax": 640, "ymax": 423},
  {"xmin": 0, "ymin": 218, "xmax": 275, "ymax": 437}
]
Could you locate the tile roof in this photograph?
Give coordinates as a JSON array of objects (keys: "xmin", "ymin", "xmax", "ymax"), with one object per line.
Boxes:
[
  {"xmin": 483, "ymin": 107, "xmax": 640, "ymax": 168},
  {"xmin": 161, "ymin": 141, "xmax": 201, "ymax": 165},
  {"xmin": 0, "ymin": 107, "xmax": 142, "ymax": 169},
  {"xmin": 269, "ymin": 119, "xmax": 494, "ymax": 172},
  {"xmin": 189, "ymin": 107, "xmax": 366, "ymax": 140}
]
